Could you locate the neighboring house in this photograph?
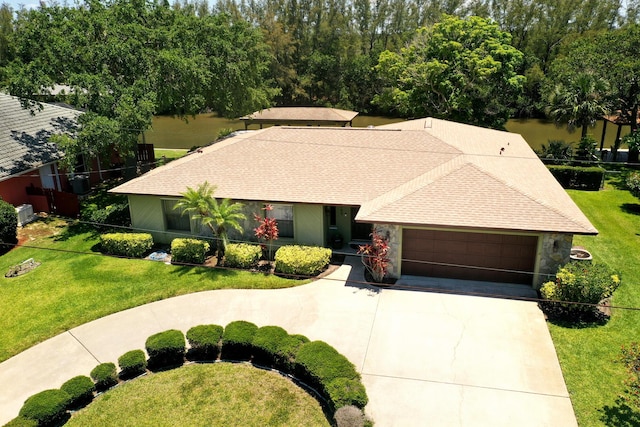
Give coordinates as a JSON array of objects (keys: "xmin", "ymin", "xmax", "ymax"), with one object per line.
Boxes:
[
  {"xmin": 240, "ymin": 107, "xmax": 358, "ymax": 129},
  {"xmin": 0, "ymin": 93, "xmax": 82, "ymax": 212},
  {"xmin": 111, "ymin": 117, "xmax": 597, "ymax": 288}
]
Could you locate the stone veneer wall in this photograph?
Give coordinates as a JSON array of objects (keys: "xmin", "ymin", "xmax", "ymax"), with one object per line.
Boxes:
[
  {"xmin": 536, "ymin": 233, "xmax": 573, "ymax": 288},
  {"xmin": 372, "ymin": 223, "xmax": 401, "ymax": 278}
]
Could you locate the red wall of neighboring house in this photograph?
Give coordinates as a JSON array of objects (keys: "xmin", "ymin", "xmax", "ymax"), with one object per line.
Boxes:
[{"xmin": 0, "ymin": 174, "xmax": 41, "ymax": 207}]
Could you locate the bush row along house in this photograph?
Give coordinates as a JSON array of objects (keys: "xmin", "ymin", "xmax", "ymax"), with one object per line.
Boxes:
[{"xmin": 111, "ymin": 117, "xmax": 597, "ymax": 289}]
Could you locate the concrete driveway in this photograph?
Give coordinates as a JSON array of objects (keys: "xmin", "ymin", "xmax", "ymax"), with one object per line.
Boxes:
[{"xmin": 0, "ymin": 258, "xmax": 576, "ymax": 426}]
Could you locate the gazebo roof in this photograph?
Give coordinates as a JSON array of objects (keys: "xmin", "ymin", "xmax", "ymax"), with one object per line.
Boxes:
[{"xmin": 239, "ymin": 107, "xmax": 358, "ymax": 128}]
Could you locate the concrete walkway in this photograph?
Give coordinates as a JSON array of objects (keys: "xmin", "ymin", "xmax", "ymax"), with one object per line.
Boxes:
[{"xmin": 0, "ymin": 258, "xmax": 577, "ymax": 426}]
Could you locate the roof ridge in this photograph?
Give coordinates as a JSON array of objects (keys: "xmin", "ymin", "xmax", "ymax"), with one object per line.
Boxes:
[
  {"xmin": 357, "ymin": 156, "xmax": 467, "ymax": 220},
  {"xmin": 464, "ymin": 160, "xmax": 597, "ymax": 233}
]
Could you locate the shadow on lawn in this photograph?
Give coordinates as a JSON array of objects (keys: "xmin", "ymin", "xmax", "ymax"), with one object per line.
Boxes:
[
  {"xmin": 600, "ymin": 396, "xmax": 640, "ymax": 427},
  {"xmin": 621, "ymin": 203, "xmax": 640, "ymax": 216}
]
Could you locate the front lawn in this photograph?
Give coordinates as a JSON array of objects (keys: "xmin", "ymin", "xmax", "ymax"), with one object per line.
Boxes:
[
  {"xmin": 551, "ymin": 181, "xmax": 640, "ymax": 426},
  {"xmin": 0, "ymin": 220, "xmax": 299, "ymax": 362},
  {"xmin": 66, "ymin": 363, "xmax": 329, "ymax": 426}
]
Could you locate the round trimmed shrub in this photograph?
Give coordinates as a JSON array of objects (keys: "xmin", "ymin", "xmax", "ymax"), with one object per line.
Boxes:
[
  {"xmin": 0, "ymin": 199, "xmax": 18, "ymax": 252},
  {"xmin": 170, "ymin": 238, "xmax": 210, "ymax": 264},
  {"xmin": 224, "ymin": 243, "xmax": 262, "ymax": 268},
  {"xmin": 294, "ymin": 340, "xmax": 367, "ymax": 409},
  {"xmin": 100, "ymin": 233, "xmax": 153, "ymax": 258},
  {"xmin": 18, "ymin": 389, "xmax": 70, "ymax": 426},
  {"xmin": 334, "ymin": 405, "xmax": 365, "ymax": 427},
  {"xmin": 145, "ymin": 329, "xmax": 186, "ymax": 370},
  {"xmin": 327, "ymin": 378, "xmax": 368, "ymax": 409},
  {"xmin": 118, "ymin": 349, "xmax": 148, "ymax": 380},
  {"xmin": 275, "ymin": 245, "xmax": 332, "ymax": 276},
  {"xmin": 221, "ymin": 320, "xmax": 258, "ymax": 361},
  {"xmin": 90, "ymin": 362, "xmax": 118, "ymax": 392},
  {"xmin": 186, "ymin": 324, "xmax": 223, "ymax": 361},
  {"xmin": 60, "ymin": 375, "xmax": 95, "ymax": 410},
  {"xmin": 276, "ymin": 334, "xmax": 310, "ymax": 372},
  {"xmin": 251, "ymin": 325, "xmax": 289, "ymax": 367}
]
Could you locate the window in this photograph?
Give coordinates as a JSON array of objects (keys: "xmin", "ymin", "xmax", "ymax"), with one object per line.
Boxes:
[
  {"xmin": 163, "ymin": 199, "xmax": 191, "ymax": 232},
  {"xmin": 268, "ymin": 204, "xmax": 294, "ymax": 238}
]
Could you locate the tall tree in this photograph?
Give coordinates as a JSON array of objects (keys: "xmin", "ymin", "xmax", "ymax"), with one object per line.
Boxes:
[
  {"xmin": 546, "ymin": 72, "xmax": 610, "ymax": 139},
  {"xmin": 5, "ymin": 1, "xmax": 277, "ymax": 171},
  {"xmin": 374, "ymin": 15, "xmax": 525, "ymax": 128}
]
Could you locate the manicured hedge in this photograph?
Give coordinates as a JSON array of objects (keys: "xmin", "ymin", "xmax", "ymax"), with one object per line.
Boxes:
[
  {"xmin": 275, "ymin": 245, "xmax": 332, "ymax": 276},
  {"xmin": 60, "ymin": 375, "xmax": 95, "ymax": 410},
  {"xmin": 118, "ymin": 349, "xmax": 147, "ymax": 380},
  {"xmin": 145, "ymin": 329, "xmax": 186, "ymax": 370},
  {"xmin": 221, "ymin": 320, "xmax": 258, "ymax": 361},
  {"xmin": 90, "ymin": 362, "xmax": 118, "ymax": 392},
  {"xmin": 170, "ymin": 238, "xmax": 210, "ymax": 264},
  {"xmin": 294, "ymin": 340, "xmax": 368, "ymax": 410},
  {"xmin": 100, "ymin": 233, "xmax": 153, "ymax": 258},
  {"xmin": 0, "ymin": 199, "xmax": 18, "ymax": 251},
  {"xmin": 251, "ymin": 325, "xmax": 290, "ymax": 367},
  {"xmin": 186, "ymin": 324, "xmax": 223, "ymax": 361},
  {"xmin": 547, "ymin": 165, "xmax": 603, "ymax": 190},
  {"xmin": 18, "ymin": 389, "xmax": 70, "ymax": 426},
  {"xmin": 224, "ymin": 243, "xmax": 262, "ymax": 268}
]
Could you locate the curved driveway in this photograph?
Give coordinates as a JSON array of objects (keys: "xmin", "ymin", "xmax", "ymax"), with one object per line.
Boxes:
[{"xmin": 0, "ymin": 258, "xmax": 577, "ymax": 426}]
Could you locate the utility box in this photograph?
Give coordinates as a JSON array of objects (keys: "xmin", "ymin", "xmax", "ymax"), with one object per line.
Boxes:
[{"xmin": 16, "ymin": 204, "xmax": 35, "ymax": 227}]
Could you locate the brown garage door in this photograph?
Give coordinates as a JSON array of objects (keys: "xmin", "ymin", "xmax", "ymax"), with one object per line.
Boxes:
[{"xmin": 401, "ymin": 229, "xmax": 538, "ymax": 285}]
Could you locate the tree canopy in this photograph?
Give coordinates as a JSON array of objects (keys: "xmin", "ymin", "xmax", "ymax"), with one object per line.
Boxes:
[
  {"xmin": 374, "ymin": 15, "xmax": 525, "ymax": 128},
  {"xmin": 5, "ymin": 0, "xmax": 277, "ymax": 166}
]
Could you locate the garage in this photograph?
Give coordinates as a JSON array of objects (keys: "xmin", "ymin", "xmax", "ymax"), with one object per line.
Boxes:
[{"xmin": 401, "ymin": 229, "xmax": 538, "ymax": 285}]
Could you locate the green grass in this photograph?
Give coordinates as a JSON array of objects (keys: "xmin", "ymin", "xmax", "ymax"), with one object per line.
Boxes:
[
  {"xmin": 0, "ymin": 221, "xmax": 299, "ymax": 362},
  {"xmin": 550, "ymin": 180, "xmax": 640, "ymax": 426},
  {"xmin": 154, "ymin": 148, "xmax": 188, "ymax": 164},
  {"xmin": 66, "ymin": 363, "xmax": 330, "ymax": 426}
]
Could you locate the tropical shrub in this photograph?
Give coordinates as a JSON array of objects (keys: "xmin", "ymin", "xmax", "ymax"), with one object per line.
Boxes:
[
  {"xmin": 18, "ymin": 389, "xmax": 70, "ymax": 426},
  {"xmin": 251, "ymin": 325, "xmax": 289, "ymax": 367},
  {"xmin": 170, "ymin": 238, "xmax": 210, "ymax": 264},
  {"xmin": 275, "ymin": 245, "xmax": 332, "ymax": 276},
  {"xmin": 221, "ymin": 320, "xmax": 258, "ymax": 361},
  {"xmin": 118, "ymin": 349, "xmax": 147, "ymax": 380},
  {"xmin": 81, "ymin": 194, "xmax": 130, "ymax": 229},
  {"xmin": 60, "ymin": 375, "xmax": 95, "ymax": 409},
  {"xmin": 334, "ymin": 405, "xmax": 366, "ymax": 427},
  {"xmin": 254, "ymin": 204, "xmax": 279, "ymax": 260},
  {"xmin": 294, "ymin": 340, "xmax": 368, "ymax": 409},
  {"xmin": 536, "ymin": 140, "xmax": 573, "ymax": 165},
  {"xmin": 539, "ymin": 261, "xmax": 620, "ymax": 321},
  {"xmin": 100, "ymin": 233, "xmax": 153, "ymax": 258},
  {"xmin": 224, "ymin": 243, "xmax": 261, "ymax": 268},
  {"xmin": 626, "ymin": 171, "xmax": 640, "ymax": 198},
  {"xmin": 90, "ymin": 362, "xmax": 118, "ymax": 392},
  {"xmin": 358, "ymin": 229, "xmax": 390, "ymax": 282},
  {"xmin": 0, "ymin": 198, "xmax": 18, "ymax": 251},
  {"xmin": 547, "ymin": 165, "xmax": 603, "ymax": 190},
  {"xmin": 186, "ymin": 324, "xmax": 223, "ymax": 361},
  {"xmin": 145, "ymin": 329, "xmax": 186, "ymax": 370}
]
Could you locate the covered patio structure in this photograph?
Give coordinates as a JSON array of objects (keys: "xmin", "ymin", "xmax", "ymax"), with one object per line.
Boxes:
[{"xmin": 239, "ymin": 107, "xmax": 358, "ymax": 129}]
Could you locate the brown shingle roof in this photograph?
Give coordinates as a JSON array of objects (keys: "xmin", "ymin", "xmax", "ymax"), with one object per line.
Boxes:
[{"xmin": 112, "ymin": 118, "xmax": 597, "ymax": 234}]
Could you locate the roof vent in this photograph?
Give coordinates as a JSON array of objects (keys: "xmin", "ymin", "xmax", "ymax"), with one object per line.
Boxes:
[{"xmin": 423, "ymin": 118, "xmax": 432, "ymax": 128}]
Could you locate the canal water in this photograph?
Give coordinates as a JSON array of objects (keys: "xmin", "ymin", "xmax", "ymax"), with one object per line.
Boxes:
[{"xmin": 147, "ymin": 114, "xmax": 630, "ymax": 152}]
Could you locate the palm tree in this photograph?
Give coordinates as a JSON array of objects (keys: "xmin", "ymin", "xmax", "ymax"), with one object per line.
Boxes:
[
  {"xmin": 547, "ymin": 73, "xmax": 610, "ymax": 139},
  {"xmin": 174, "ymin": 181, "xmax": 245, "ymax": 260}
]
